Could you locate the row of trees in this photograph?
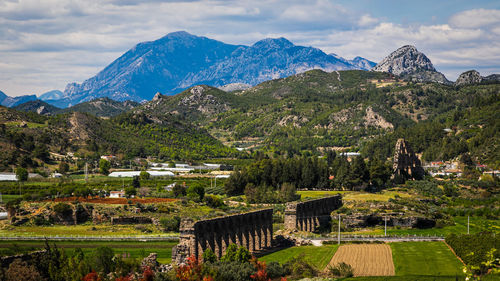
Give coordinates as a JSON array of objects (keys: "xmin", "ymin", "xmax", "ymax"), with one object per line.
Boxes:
[{"xmin": 224, "ymin": 153, "xmax": 392, "ymax": 203}]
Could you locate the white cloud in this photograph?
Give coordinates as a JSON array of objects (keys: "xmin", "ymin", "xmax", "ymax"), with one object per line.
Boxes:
[
  {"xmin": 449, "ymin": 9, "xmax": 500, "ymax": 28},
  {"xmin": 358, "ymin": 14, "xmax": 378, "ymax": 27},
  {"xmin": 0, "ymin": 1, "xmax": 499, "ymax": 96}
]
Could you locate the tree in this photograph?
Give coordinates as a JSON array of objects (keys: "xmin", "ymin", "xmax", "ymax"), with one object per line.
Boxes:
[
  {"xmin": 172, "ymin": 184, "xmax": 186, "ymax": 198},
  {"xmin": 139, "ymin": 171, "xmax": 150, "ymax": 180},
  {"xmin": 187, "ymin": 184, "xmax": 205, "ymax": 202},
  {"xmin": 58, "ymin": 161, "xmax": 69, "ymax": 174},
  {"xmin": 138, "ymin": 187, "xmax": 150, "ymax": 198},
  {"xmin": 99, "ymin": 159, "xmax": 111, "ymax": 175},
  {"xmin": 125, "ymin": 186, "xmax": 136, "ymax": 198},
  {"xmin": 280, "ymin": 182, "xmax": 299, "ymax": 202},
  {"xmin": 90, "ymin": 247, "xmax": 115, "ymax": 274},
  {"xmin": 132, "ymin": 176, "xmax": 140, "ymax": 188},
  {"xmin": 33, "ymin": 144, "xmax": 50, "ymax": 162},
  {"xmin": 16, "ymin": 167, "xmax": 28, "ymax": 182}
]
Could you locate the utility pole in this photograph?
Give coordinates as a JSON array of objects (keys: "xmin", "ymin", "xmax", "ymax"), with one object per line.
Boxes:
[
  {"xmin": 385, "ymin": 216, "xmax": 387, "ymax": 237},
  {"xmin": 467, "ymin": 216, "xmax": 470, "ymax": 234},
  {"xmin": 338, "ymin": 214, "xmax": 341, "ymax": 245},
  {"xmin": 84, "ymin": 162, "xmax": 88, "ymax": 183}
]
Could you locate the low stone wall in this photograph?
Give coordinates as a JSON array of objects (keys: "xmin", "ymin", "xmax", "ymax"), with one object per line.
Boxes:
[
  {"xmin": 172, "ymin": 209, "xmax": 273, "ymax": 264},
  {"xmin": 284, "ymin": 195, "xmax": 342, "ymax": 232}
]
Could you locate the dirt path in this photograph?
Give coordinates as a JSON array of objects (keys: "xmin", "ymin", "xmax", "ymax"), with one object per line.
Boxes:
[{"xmin": 326, "ymin": 244, "xmax": 395, "ymax": 276}]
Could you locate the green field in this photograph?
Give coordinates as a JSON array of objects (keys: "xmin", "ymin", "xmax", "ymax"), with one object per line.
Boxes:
[
  {"xmin": 0, "ymin": 194, "xmax": 21, "ymax": 204},
  {"xmin": 0, "ymin": 240, "xmax": 177, "ymax": 264},
  {"xmin": 259, "ymin": 245, "xmax": 338, "ymax": 270},
  {"xmin": 339, "ymin": 216, "xmax": 500, "ymax": 236},
  {"xmin": 0, "ymin": 224, "xmax": 179, "ymax": 237},
  {"xmin": 390, "ymin": 242, "xmax": 463, "ymax": 277},
  {"xmin": 297, "ymin": 190, "xmax": 412, "ymax": 202}
]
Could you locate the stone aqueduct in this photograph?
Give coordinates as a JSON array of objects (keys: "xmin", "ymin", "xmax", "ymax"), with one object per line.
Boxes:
[
  {"xmin": 284, "ymin": 195, "xmax": 342, "ymax": 232},
  {"xmin": 172, "ymin": 209, "xmax": 273, "ymax": 263},
  {"xmin": 172, "ymin": 195, "xmax": 342, "ymax": 263}
]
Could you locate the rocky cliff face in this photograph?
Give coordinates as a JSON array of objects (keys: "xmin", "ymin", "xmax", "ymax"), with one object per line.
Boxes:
[
  {"xmin": 455, "ymin": 70, "xmax": 483, "ymax": 86},
  {"xmin": 392, "ymin": 138, "xmax": 424, "ymax": 181},
  {"xmin": 373, "ymin": 45, "xmax": 450, "ymax": 84},
  {"xmin": 53, "ymin": 31, "xmax": 374, "ymax": 108}
]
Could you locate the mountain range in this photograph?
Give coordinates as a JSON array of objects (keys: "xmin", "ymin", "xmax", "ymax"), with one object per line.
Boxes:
[
  {"xmin": 40, "ymin": 31, "xmax": 375, "ymax": 107},
  {"xmin": 2, "ymin": 32, "xmax": 499, "ymax": 110}
]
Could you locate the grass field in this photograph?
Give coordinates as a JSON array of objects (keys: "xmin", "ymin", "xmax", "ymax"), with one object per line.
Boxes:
[
  {"xmin": 0, "ymin": 194, "xmax": 21, "ymax": 204},
  {"xmin": 297, "ymin": 190, "xmax": 412, "ymax": 202},
  {"xmin": 390, "ymin": 242, "xmax": 463, "ymax": 277},
  {"xmin": 340, "ymin": 216, "xmax": 500, "ymax": 236},
  {"xmin": 259, "ymin": 245, "xmax": 339, "ymax": 270},
  {"xmin": 0, "ymin": 240, "xmax": 177, "ymax": 264},
  {"xmin": 0, "ymin": 224, "xmax": 178, "ymax": 237}
]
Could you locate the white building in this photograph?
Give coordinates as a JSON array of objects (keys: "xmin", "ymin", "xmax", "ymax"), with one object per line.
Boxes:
[{"xmin": 109, "ymin": 190, "xmax": 126, "ymax": 198}]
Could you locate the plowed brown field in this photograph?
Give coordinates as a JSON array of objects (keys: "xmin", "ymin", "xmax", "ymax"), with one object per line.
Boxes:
[
  {"xmin": 49, "ymin": 197, "xmax": 177, "ymax": 204},
  {"xmin": 327, "ymin": 244, "xmax": 395, "ymax": 276}
]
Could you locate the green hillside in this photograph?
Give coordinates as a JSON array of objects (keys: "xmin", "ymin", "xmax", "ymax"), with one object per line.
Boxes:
[
  {"xmin": 0, "ymin": 106, "xmax": 237, "ymax": 171},
  {"xmin": 138, "ymin": 69, "xmax": 500, "ymax": 166}
]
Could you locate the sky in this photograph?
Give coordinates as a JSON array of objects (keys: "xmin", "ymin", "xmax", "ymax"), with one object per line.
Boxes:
[{"xmin": 1, "ymin": 0, "xmax": 499, "ymax": 97}]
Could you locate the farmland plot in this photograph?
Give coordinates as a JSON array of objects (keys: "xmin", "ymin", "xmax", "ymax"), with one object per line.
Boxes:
[{"xmin": 327, "ymin": 244, "xmax": 395, "ymax": 276}]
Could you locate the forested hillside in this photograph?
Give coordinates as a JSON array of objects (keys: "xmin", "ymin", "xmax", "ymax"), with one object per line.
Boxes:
[
  {"xmin": 138, "ymin": 69, "xmax": 500, "ymax": 166},
  {"xmin": 0, "ymin": 106, "xmax": 237, "ymax": 171}
]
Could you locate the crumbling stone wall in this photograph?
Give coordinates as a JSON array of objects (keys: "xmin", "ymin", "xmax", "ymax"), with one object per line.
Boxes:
[
  {"xmin": 172, "ymin": 209, "xmax": 273, "ymax": 264},
  {"xmin": 284, "ymin": 195, "xmax": 342, "ymax": 232},
  {"xmin": 393, "ymin": 138, "xmax": 424, "ymax": 180}
]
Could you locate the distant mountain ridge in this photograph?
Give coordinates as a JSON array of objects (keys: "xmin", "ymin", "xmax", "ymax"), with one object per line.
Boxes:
[
  {"xmin": 52, "ymin": 31, "xmax": 375, "ymax": 107},
  {"xmin": 14, "ymin": 97, "xmax": 140, "ymax": 117},
  {"xmin": 0, "ymin": 90, "xmax": 37, "ymax": 107}
]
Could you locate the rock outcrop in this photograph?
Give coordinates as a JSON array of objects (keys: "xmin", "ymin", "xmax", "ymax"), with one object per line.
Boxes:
[
  {"xmin": 373, "ymin": 45, "xmax": 450, "ymax": 84},
  {"xmin": 455, "ymin": 70, "xmax": 483, "ymax": 86},
  {"xmin": 392, "ymin": 138, "xmax": 424, "ymax": 181}
]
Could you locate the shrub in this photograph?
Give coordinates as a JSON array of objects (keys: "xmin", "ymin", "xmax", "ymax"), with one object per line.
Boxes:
[
  {"xmin": 327, "ymin": 262, "xmax": 354, "ymax": 277},
  {"xmin": 283, "ymin": 254, "xmax": 317, "ymax": 279},
  {"xmin": 187, "ymin": 184, "xmax": 205, "ymax": 202},
  {"xmin": 159, "ymin": 216, "xmax": 180, "ymax": 232},
  {"xmin": 204, "ymin": 195, "xmax": 224, "ymax": 208},
  {"xmin": 53, "ymin": 203, "xmax": 72, "ymax": 217},
  {"xmin": 266, "ymin": 261, "xmax": 285, "ymax": 279}
]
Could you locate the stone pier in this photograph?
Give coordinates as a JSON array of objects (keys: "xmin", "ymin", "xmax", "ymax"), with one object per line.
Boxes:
[{"xmin": 284, "ymin": 195, "xmax": 342, "ymax": 232}]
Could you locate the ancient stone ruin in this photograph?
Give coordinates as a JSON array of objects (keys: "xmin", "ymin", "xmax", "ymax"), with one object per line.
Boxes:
[
  {"xmin": 284, "ymin": 195, "xmax": 342, "ymax": 232},
  {"xmin": 392, "ymin": 138, "xmax": 424, "ymax": 181},
  {"xmin": 172, "ymin": 209, "xmax": 273, "ymax": 264}
]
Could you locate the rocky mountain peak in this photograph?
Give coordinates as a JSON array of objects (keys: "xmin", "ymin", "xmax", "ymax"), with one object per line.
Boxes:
[
  {"xmin": 455, "ymin": 70, "xmax": 482, "ymax": 86},
  {"xmin": 152, "ymin": 92, "xmax": 164, "ymax": 101},
  {"xmin": 252, "ymin": 37, "xmax": 294, "ymax": 49},
  {"xmin": 373, "ymin": 45, "xmax": 436, "ymax": 76}
]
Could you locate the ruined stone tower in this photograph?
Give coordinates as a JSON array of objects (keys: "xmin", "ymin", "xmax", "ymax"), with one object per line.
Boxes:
[{"xmin": 392, "ymin": 138, "xmax": 424, "ymax": 180}]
